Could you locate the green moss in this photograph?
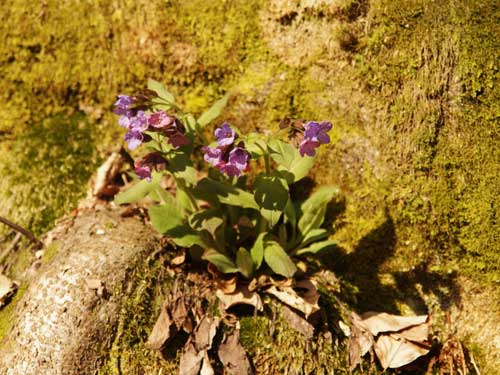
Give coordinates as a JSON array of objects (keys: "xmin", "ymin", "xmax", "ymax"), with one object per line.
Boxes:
[
  {"xmin": 240, "ymin": 312, "xmax": 348, "ymax": 374},
  {"xmin": 0, "ymin": 285, "xmax": 26, "ymax": 343},
  {"xmin": 41, "ymin": 243, "xmax": 59, "ymax": 264},
  {"xmin": 99, "ymin": 255, "xmax": 174, "ymax": 375},
  {"xmin": 0, "ymin": 112, "xmax": 99, "ymax": 236}
]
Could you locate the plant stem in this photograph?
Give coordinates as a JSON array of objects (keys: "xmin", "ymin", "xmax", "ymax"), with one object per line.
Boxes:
[{"xmin": 255, "ymin": 143, "xmax": 270, "ymax": 174}]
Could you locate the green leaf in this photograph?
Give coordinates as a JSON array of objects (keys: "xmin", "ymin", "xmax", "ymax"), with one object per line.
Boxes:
[
  {"xmin": 264, "ymin": 241, "xmax": 297, "ymax": 278},
  {"xmin": 175, "ymin": 188, "xmax": 196, "ymax": 213},
  {"xmin": 268, "ymin": 139, "xmax": 316, "ymax": 183},
  {"xmin": 203, "ymin": 249, "xmax": 238, "ymax": 274},
  {"xmin": 295, "ymin": 239, "xmax": 338, "ymax": 256},
  {"xmin": 283, "ymin": 199, "xmax": 297, "ymax": 227},
  {"xmin": 244, "ymin": 133, "xmax": 267, "ymax": 158},
  {"xmin": 184, "ymin": 114, "xmax": 200, "ymax": 135},
  {"xmin": 254, "ymin": 173, "xmax": 289, "ymax": 227},
  {"xmin": 300, "ymin": 228, "xmax": 329, "ymax": 248},
  {"xmin": 167, "ymin": 153, "xmax": 197, "ymax": 186},
  {"xmin": 114, "ymin": 172, "xmax": 161, "ymax": 205},
  {"xmin": 148, "ymin": 186, "xmax": 175, "ymax": 204},
  {"xmin": 197, "ymin": 93, "xmax": 229, "ymax": 127},
  {"xmin": 148, "ymin": 78, "xmax": 175, "ymax": 104},
  {"xmin": 193, "ymin": 178, "xmax": 259, "ymax": 210},
  {"xmin": 167, "ymin": 225, "xmax": 206, "ymax": 248},
  {"xmin": 189, "ymin": 208, "xmax": 224, "ymax": 234},
  {"xmin": 236, "ymin": 247, "xmax": 254, "ymax": 278},
  {"xmin": 250, "ymin": 232, "xmax": 266, "ymax": 269},
  {"xmin": 298, "ymin": 186, "xmax": 340, "ymax": 235},
  {"xmin": 254, "ymin": 173, "xmax": 288, "ymax": 205},
  {"xmin": 148, "ymin": 203, "xmax": 184, "ymax": 233}
]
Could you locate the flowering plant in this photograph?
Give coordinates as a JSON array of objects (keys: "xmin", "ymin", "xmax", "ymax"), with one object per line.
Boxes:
[{"xmin": 114, "ymin": 79, "xmax": 339, "ymax": 278}]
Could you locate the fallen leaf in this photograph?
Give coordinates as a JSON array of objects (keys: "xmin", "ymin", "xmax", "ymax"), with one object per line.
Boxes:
[
  {"xmin": 374, "ymin": 334, "xmax": 430, "ymax": 369},
  {"xmin": 179, "ymin": 341, "xmax": 205, "ymax": 375},
  {"xmin": 171, "ymin": 252, "xmax": 186, "ymax": 266},
  {"xmin": 171, "ymin": 296, "xmax": 189, "ymax": 331},
  {"xmin": 216, "ymin": 285, "xmax": 263, "ymax": 312},
  {"xmin": 215, "ymin": 275, "xmax": 238, "ymax": 294},
  {"xmin": 91, "ymin": 150, "xmax": 124, "ymax": 198},
  {"xmin": 218, "ymin": 329, "xmax": 253, "ymax": 375},
  {"xmin": 396, "ymin": 321, "xmax": 430, "ymax": 343},
  {"xmin": 147, "ymin": 303, "xmax": 173, "ymax": 350},
  {"xmin": 294, "ymin": 279, "xmax": 320, "ymax": 306},
  {"xmin": 265, "ymin": 280, "xmax": 320, "ymax": 318},
  {"xmin": 338, "ymin": 320, "xmax": 351, "ymax": 337},
  {"xmin": 349, "ymin": 313, "xmax": 375, "ymax": 371},
  {"xmin": 360, "ymin": 312, "xmax": 428, "ymax": 336},
  {"xmin": 200, "ymin": 351, "xmax": 215, "ymax": 375},
  {"xmin": 193, "ymin": 315, "xmax": 220, "ymax": 351},
  {"xmin": 0, "ymin": 274, "xmax": 17, "ymax": 308},
  {"xmin": 281, "ymin": 304, "xmax": 315, "ymax": 339}
]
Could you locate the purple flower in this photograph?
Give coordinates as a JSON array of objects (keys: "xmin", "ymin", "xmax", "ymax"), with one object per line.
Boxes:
[
  {"xmin": 114, "ymin": 95, "xmax": 134, "ymax": 117},
  {"xmin": 202, "ymin": 143, "xmax": 249, "ymax": 177},
  {"xmin": 168, "ymin": 131, "xmax": 190, "ymax": 148},
  {"xmin": 304, "ymin": 121, "xmax": 331, "ymax": 144},
  {"xmin": 129, "ymin": 111, "xmax": 149, "ymax": 132},
  {"xmin": 215, "ymin": 122, "xmax": 236, "ymax": 147},
  {"xmin": 202, "ymin": 146, "xmax": 223, "ymax": 166},
  {"xmin": 228, "ymin": 147, "xmax": 249, "ymax": 171},
  {"xmin": 118, "ymin": 115, "xmax": 131, "ymax": 128},
  {"xmin": 298, "ymin": 139, "xmax": 320, "ymax": 157},
  {"xmin": 124, "ymin": 130, "xmax": 144, "ymax": 150},
  {"xmin": 134, "ymin": 164, "xmax": 152, "ymax": 181},
  {"xmin": 219, "ymin": 163, "xmax": 242, "ymax": 177},
  {"xmin": 148, "ymin": 111, "xmax": 174, "ymax": 129},
  {"xmin": 298, "ymin": 121, "xmax": 332, "ymax": 157},
  {"xmin": 134, "ymin": 152, "xmax": 168, "ymax": 181}
]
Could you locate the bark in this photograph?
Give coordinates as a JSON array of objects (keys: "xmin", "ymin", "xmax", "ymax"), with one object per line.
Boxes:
[{"xmin": 0, "ymin": 208, "xmax": 160, "ymax": 375}]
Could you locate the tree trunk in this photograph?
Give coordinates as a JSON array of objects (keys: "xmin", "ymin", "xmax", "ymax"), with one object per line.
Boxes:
[{"xmin": 0, "ymin": 208, "xmax": 160, "ymax": 375}]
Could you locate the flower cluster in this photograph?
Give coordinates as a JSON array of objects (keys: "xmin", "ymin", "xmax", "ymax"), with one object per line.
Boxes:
[
  {"xmin": 134, "ymin": 152, "xmax": 168, "ymax": 181},
  {"xmin": 298, "ymin": 121, "xmax": 332, "ymax": 157},
  {"xmin": 202, "ymin": 123, "xmax": 250, "ymax": 177},
  {"xmin": 114, "ymin": 95, "xmax": 189, "ymax": 151}
]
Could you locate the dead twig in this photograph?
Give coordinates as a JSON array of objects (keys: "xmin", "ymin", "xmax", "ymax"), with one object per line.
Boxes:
[
  {"xmin": 0, "ymin": 216, "xmax": 43, "ymax": 250},
  {"xmin": 0, "ymin": 232, "xmax": 22, "ymax": 265}
]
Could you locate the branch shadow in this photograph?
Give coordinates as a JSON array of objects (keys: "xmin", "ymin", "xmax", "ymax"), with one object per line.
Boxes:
[{"xmin": 320, "ymin": 213, "xmax": 461, "ymax": 314}]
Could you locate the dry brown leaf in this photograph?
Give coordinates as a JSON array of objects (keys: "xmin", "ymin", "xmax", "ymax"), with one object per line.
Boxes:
[
  {"xmin": 146, "ymin": 303, "xmax": 172, "ymax": 350},
  {"xmin": 216, "ymin": 275, "xmax": 238, "ymax": 294},
  {"xmin": 396, "ymin": 321, "xmax": 430, "ymax": 343},
  {"xmin": 281, "ymin": 304, "xmax": 315, "ymax": 339},
  {"xmin": 360, "ymin": 312, "xmax": 428, "ymax": 336},
  {"xmin": 171, "ymin": 252, "xmax": 186, "ymax": 266},
  {"xmin": 218, "ymin": 329, "xmax": 253, "ymax": 375},
  {"xmin": 172, "ymin": 297, "xmax": 189, "ymax": 331},
  {"xmin": 90, "ymin": 150, "xmax": 124, "ymax": 198},
  {"xmin": 374, "ymin": 334, "xmax": 430, "ymax": 369},
  {"xmin": 0, "ymin": 274, "xmax": 17, "ymax": 308},
  {"xmin": 265, "ymin": 280, "xmax": 320, "ymax": 318},
  {"xmin": 200, "ymin": 351, "xmax": 215, "ymax": 375},
  {"xmin": 216, "ymin": 285, "xmax": 263, "ymax": 312},
  {"xmin": 193, "ymin": 316, "xmax": 220, "ymax": 352},
  {"xmin": 349, "ymin": 313, "xmax": 375, "ymax": 371},
  {"xmin": 179, "ymin": 341, "xmax": 205, "ymax": 375}
]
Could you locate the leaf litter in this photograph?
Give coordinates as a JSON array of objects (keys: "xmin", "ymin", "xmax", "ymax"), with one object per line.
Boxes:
[
  {"xmin": 348, "ymin": 311, "xmax": 431, "ymax": 370},
  {"xmin": 147, "ymin": 258, "xmax": 473, "ymax": 374}
]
